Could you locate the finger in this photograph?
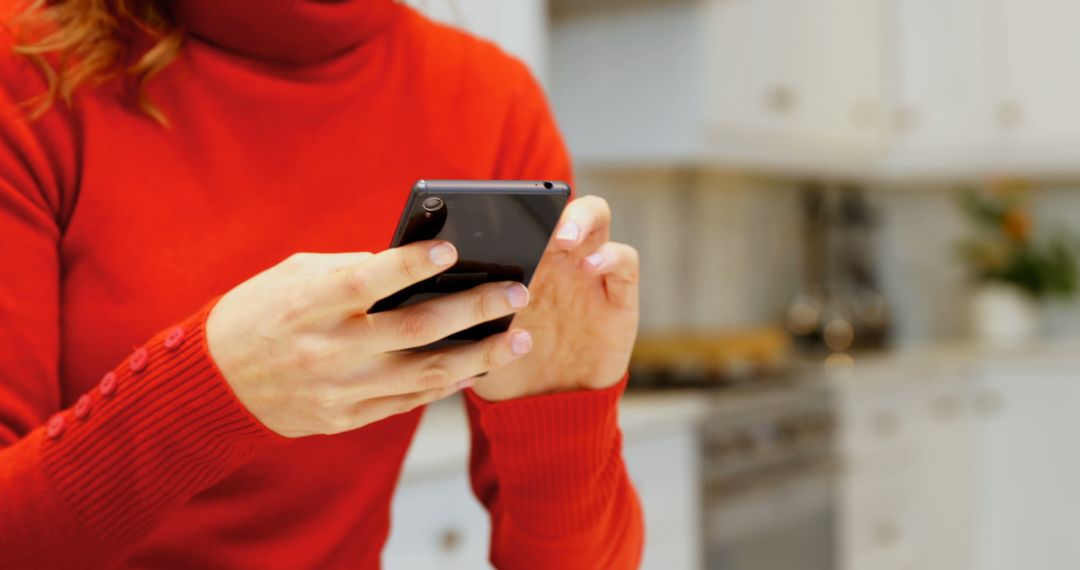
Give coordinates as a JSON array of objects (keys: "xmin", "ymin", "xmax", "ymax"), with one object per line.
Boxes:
[
  {"xmin": 348, "ymin": 329, "xmax": 531, "ymax": 401},
  {"xmin": 582, "ymin": 242, "xmax": 640, "ymax": 308},
  {"xmin": 345, "ymin": 379, "xmax": 469, "ymax": 430},
  {"xmin": 367, "ymin": 281, "xmax": 529, "ymax": 352},
  {"xmin": 552, "ymin": 196, "xmax": 611, "ymax": 252},
  {"xmin": 309, "ymin": 240, "xmax": 458, "ymax": 315}
]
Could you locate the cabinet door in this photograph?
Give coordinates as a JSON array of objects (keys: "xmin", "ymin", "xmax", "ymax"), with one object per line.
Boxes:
[
  {"xmin": 995, "ymin": 0, "xmax": 1080, "ymax": 167},
  {"xmin": 624, "ymin": 428, "xmax": 704, "ymax": 570},
  {"xmin": 704, "ymin": 0, "xmax": 796, "ymax": 139},
  {"xmin": 789, "ymin": 0, "xmax": 887, "ymax": 147},
  {"xmin": 974, "ymin": 364, "xmax": 1080, "ymax": 570},
  {"xmin": 912, "ymin": 377, "xmax": 976, "ymax": 570},
  {"xmin": 704, "ymin": 0, "xmax": 885, "ymax": 169},
  {"xmin": 884, "ymin": 0, "xmax": 996, "ymax": 173},
  {"xmin": 405, "ymin": 0, "xmax": 547, "ymax": 80},
  {"xmin": 383, "ymin": 473, "xmax": 493, "ymax": 569}
]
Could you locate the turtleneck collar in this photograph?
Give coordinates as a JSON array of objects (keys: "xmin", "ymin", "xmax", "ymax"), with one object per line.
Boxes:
[{"xmin": 171, "ymin": 0, "xmax": 402, "ymax": 64}]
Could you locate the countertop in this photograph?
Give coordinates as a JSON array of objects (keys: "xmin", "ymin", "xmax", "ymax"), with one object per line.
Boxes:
[
  {"xmin": 399, "ymin": 337, "xmax": 1080, "ymax": 483},
  {"xmin": 399, "ymin": 389, "xmax": 713, "ymax": 483}
]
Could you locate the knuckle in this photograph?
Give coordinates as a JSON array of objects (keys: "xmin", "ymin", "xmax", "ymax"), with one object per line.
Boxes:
[
  {"xmin": 482, "ymin": 342, "xmax": 502, "ymax": 370},
  {"xmin": 473, "ymin": 289, "xmax": 498, "ymax": 321},
  {"xmin": 343, "ymin": 269, "xmax": 370, "ymax": 300},
  {"xmin": 314, "ymin": 385, "xmax": 343, "ymax": 408},
  {"xmin": 278, "ymin": 293, "xmax": 309, "ymax": 325},
  {"xmin": 398, "ymin": 307, "xmax": 439, "ymax": 340},
  {"xmin": 326, "ymin": 414, "xmax": 353, "ymax": 434},
  {"xmin": 398, "ymin": 250, "xmax": 425, "ymax": 282},
  {"xmin": 397, "ymin": 396, "xmax": 422, "ymax": 415},
  {"xmin": 417, "ymin": 361, "xmax": 452, "ymax": 390},
  {"xmin": 291, "ymin": 335, "xmax": 325, "ymax": 370}
]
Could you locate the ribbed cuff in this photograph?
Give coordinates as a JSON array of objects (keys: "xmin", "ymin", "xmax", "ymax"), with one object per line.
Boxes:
[
  {"xmin": 464, "ymin": 374, "xmax": 629, "ymax": 537},
  {"xmin": 39, "ymin": 297, "xmax": 284, "ymax": 548}
]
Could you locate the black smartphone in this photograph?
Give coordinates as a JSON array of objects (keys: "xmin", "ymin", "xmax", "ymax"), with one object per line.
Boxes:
[{"xmin": 369, "ymin": 179, "xmax": 571, "ymax": 346}]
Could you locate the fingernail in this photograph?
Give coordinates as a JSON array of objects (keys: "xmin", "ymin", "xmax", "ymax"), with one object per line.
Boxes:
[
  {"xmin": 510, "ymin": 330, "xmax": 533, "ymax": 355},
  {"xmin": 585, "ymin": 253, "xmax": 605, "ymax": 268},
  {"xmin": 506, "ymin": 283, "xmax": 529, "ymax": 309},
  {"xmin": 457, "ymin": 377, "xmax": 477, "ymax": 390},
  {"xmin": 429, "ymin": 243, "xmax": 456, "ymax": 266},
  {"xmin": 556, "ymin": 222, "xmax": 580, "ymax": 241}
]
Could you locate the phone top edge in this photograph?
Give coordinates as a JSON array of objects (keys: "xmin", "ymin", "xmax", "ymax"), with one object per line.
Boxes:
[{"xmin": 414, "ymin": 179, "xmax": 572, "ymax": 196}]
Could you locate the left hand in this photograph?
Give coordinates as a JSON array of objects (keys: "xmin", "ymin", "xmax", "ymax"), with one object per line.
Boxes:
[{"xmin": 471, "ymin": 196, "xmax": 640, "ymax": 401}]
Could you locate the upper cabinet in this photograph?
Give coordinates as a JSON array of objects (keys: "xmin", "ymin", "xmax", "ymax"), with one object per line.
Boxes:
[
  {"xmin": 550, "ymin": 0, "xmax": 887, "ymax": 176},
  {"xmin": 407, "ymin": 0, "xmax": 548, "ymax": 82},
  {"xmin": 994, "ymin": 0, "xmax": 1080, "ymax": 175},
  {"xmin": 882, "ymin": 0, "xmax": 997, "ymax": 178},
  {"xmin": 551, "ymin": 0, "xmax": 1080, "ymax": 180}
]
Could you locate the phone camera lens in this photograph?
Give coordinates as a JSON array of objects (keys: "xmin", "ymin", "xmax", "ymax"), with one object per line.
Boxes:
[
  {"xmin": 543, "ymin": 181, "xmax": 554, "ymax": 189},
  {"xmin": 422, "ymin": 196, "xmax": 445, "ymax": 212}
]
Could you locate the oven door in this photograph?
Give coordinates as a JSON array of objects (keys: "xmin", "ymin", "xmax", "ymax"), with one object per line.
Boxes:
[{"xmin": 706, "ymin": 459, "xmax": 836, "ymax": 570}]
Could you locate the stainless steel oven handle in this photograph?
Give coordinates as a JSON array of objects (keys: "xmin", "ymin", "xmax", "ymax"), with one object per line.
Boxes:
[{"xmin": 707, "ymin": 457, "xmax": 837, "ymax": 499}]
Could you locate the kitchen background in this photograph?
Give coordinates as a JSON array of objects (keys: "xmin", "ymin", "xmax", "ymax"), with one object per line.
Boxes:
[{"xmin": 385, "ymin": 1, "xmax": 1080, "ymax": 569}]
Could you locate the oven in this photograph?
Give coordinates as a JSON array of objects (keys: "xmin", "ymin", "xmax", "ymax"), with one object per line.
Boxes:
[{"xmin": 703, "ymin": 387, "xmax": 838, "ymax": 570}]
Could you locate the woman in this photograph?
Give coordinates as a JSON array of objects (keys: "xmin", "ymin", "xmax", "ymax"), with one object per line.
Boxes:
[{"xmin": 0, "ymin": 0, "xmax": 643, "ymax": 568}]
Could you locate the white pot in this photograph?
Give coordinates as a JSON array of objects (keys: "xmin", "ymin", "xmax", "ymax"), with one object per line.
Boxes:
[{"xmin": 971, "ymin": 284, "xmax": 1041, "ymax": 346}]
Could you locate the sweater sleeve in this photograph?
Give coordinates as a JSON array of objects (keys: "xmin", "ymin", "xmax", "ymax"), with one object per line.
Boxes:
[
  {"xmin": 0, "ymin": 32, "xmax": 282, "ymax": 568},
  {"xmin": 467, "ymin": 57, "xmax": 644, "ymax": 569}
]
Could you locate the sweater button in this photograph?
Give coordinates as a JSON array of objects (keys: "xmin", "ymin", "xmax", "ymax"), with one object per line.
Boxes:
[
  {"xmin": 129, "ymin": 347, "xmax": 149, "ymax": 372},
  {"xmin": 74, "ymin": 395, "xmax": 92, "ymax": 420},
  {"xmin": 46, "ymin": 414, "xmax": 66, "ymax": 440},
  {"xmin": 164, "ymin": 327, "xmax": 185, "ymax": 350},
  {"xmin": 99, "ymin": 371, "xmax": 118, "ymax": 397}
]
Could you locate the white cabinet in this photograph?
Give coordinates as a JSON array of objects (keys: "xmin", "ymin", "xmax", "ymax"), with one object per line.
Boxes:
[
  {"xmin": 835, "ymin": 346, "xmax": 1080, "ymax": 570},
  {"xmin": 550, "ymin": 0, "xmax": 1080, "ymax": 179},
  {"xmin": 972, "ymin": 358, "xmax": 1080, "ymax": 570},
  {"xmin": 551, "ymin": 0, "xmax": 887, "ymax": 175},
  {"xmin": 993, "ymin": 0, "xmax": 1080, "ymax": 173},
  {"xmin": 405, "ymin": 0, "xmax": 548, "ymax": 82},
  {"xmin": 833, "ymin": 358, "xmax": 976, "ymax": 570},
  {"xmin": 383, "ymin": 394, "xmax": 706, "ymax": 569},
  {"xmin": 882, "ymin": 0, "xmax": 998, "ymax": 177}
]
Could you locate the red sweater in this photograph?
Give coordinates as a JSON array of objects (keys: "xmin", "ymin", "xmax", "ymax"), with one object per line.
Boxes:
[{"xmin": 0, "ymin": 1, "xmax": 643, "ymax": 568}]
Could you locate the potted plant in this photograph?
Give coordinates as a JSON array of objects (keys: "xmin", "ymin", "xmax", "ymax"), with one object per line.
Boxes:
[{"xmin": 955, "ymin": 181, "xmax": 1078, "ymax": 346}]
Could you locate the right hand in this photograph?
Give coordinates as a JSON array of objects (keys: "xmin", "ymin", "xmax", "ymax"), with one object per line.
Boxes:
[{"xmin": 205, "ymin": 241, "xmax": 533, "ymax": 438}]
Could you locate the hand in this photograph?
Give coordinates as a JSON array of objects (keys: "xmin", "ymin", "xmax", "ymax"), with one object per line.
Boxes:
[
  {"xmin": 471, "ymin": 196, "xmax": 640, "ymax": 401},
  {"xmin": 205, "ymin": 241, "xmax": 534, "ymax": 438}
]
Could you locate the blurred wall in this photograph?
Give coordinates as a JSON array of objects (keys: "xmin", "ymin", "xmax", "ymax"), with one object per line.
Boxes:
[{"xmin": 578, "ymin": 168, "xmax": 1080, "ymax": 346}]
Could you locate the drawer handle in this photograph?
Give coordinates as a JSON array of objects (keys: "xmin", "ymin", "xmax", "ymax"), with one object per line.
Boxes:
[
  {"xmin": 873, "ymin": 411, "xmax": 901, "ymax": 439},
  {"xmin": 976, "ymin": 390, "xmax": 1003, "ymax": 417},
  {"xmin": 932, "ymin": 396, "xmax": 960, "ymax": 422},
  {"xmin": 874, "ymin": 519, "xmax": 901, "ymax": 548},
  {"xmin": 765, "ymin": 85, "xmax": 797, "ymax": 114},
  {"xmin": 440, "ymin": 528, "xmax": 463, "ymax": 553}
]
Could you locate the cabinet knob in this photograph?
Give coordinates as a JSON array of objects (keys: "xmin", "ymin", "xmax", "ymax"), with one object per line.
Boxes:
[
  {"xmin": 873, "ymin": 411, "xmax": 902, "ymax": 439},
  {"xmin": 440, "ymin": 528, "xmax": 463, "ymax": 553},
  {"xmin": 932, "ymin": 396, "xmax": 960, "ymax": 422},
  {"xmin": 765, "ymin": 85, "xmax": 797, "ymax": 114},
  {"xmin": 893, "ymin": 106, "xmax": 920, "ymax": 133},
  {"xmin": 852, "ymin": 99, "xmax": 880, "ymax": 129},
  {"xmin": 998, "ymin": 100, "xmax": 1024, "ymax": 129},
  {"xmin": 976, "ymin": 390, "xmax": 1003, "ymax": 417},
  {"xmin": 874, "ymin": 519, "xmax": 901, "ymax": 548}
]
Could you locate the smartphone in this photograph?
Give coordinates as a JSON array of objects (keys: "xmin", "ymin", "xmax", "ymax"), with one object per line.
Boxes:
[{"xmin": 369, "ymin": 179, "xmax": 571, "ymax": 346}]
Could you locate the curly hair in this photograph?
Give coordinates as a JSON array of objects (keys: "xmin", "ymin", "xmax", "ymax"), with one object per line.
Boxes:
[{"xmin": 10, "ymin": 0, "xmax": 183, "ymax": 126}]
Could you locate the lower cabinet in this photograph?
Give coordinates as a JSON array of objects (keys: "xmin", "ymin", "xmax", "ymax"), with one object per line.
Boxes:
[
  {"xmin": 973, "ymin": 358, "xmax": 1080, "ymax": 570},
  {"xmin": 383, "ymin": 401, "xmax": 704, "ymax": 569},
  {"xmin": 834, "ymin": 357, "xmax": 977, "ymax": 570},
  {"xmin": 836, "ymin": 346, "xmax": 1080, "ymax": 570}
]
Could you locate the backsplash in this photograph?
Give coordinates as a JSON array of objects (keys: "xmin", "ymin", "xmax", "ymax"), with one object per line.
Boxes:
[{"xmin": 577, "ymin": 168, "xmax": 1080, "ymax": 346}]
